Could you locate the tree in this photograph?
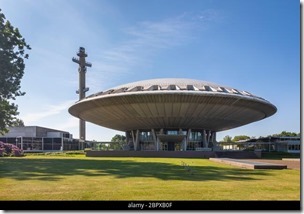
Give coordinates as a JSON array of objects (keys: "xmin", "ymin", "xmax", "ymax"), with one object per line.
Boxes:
[
  {"xmin": 232, "ymin": 135, "xmax": 250, "ymax": 142},
  {"xmin": 272, "ymin": 131, "xmax": 299, "ymax": 137},
  {"xmin": 111, "ymin": 134, "xmax": 126, "ymax": 143},
  {"xmin": 0, "ymin": 9, "xmax": 30, "ymax": 134},
  {"xmin": 110, "ymin": 134, "xmax": 126, "ymax": 150},
  {"xmin": 11, "ymin": 118, "xmax": 24, "ymax": 127},
  {"xmin": 222, "ymin": 135, "xmax": 232, "ymax": 143}
]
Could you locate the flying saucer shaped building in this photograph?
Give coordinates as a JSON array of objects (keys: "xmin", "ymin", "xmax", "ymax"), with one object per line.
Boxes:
[{"xmin": 69, "ymin": 78, "xmax": 277, "ymax": 151}]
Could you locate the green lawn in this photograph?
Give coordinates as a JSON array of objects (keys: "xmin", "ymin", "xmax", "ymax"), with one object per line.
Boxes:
[{"xmin": 0, "ymin": 155, "xmax": 300, "ymax": 200}]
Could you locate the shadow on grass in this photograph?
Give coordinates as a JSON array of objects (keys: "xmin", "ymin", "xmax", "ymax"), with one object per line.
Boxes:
[{"xmin": 0, "ymin": 158, "xmax": 271, "ymax": 182}]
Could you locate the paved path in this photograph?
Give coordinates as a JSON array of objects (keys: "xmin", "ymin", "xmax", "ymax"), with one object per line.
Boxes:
[
  {"xmin": 245, "ymin": 159, "xmax": 300, "ymax": 170},
  {"xmin": 209, "ymin": 158, "xmax": 288, "ymax": 169}
]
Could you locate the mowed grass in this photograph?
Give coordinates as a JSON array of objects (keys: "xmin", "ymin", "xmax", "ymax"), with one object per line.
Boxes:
[{"xmin": 0, "ymin": 155, "xmax": 300, "ymax": 200}]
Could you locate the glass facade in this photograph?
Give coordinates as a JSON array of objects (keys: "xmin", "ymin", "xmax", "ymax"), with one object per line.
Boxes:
[
  {"xmin": 0, "ymin": 137, "xmax": 80, "ymax": 151},
  {"xmin": 139, "ymin": 131, "xmax": 154, "ymax": 142},
  {"xmin": 140, "ymin": 142, "xmax": 155, "ymax": 151},
  {"xmin": 63, "ymin": 139, "xmax": 79, "ymax": 150},
  {"xmin": 288, "ymin": 144, "xmax": 300, "ymax": 151},
  {"xmin": 43, "ymin": 138, "xmax": 53, "ymax": 150},
  {"xmin": 189, "ymin": 131, "xmax": 202, "ymax": 141},
  {"xmin": 126, "ymin": 128, "xmax": 216, "ymax": 151},
  {"xmin": 160, "ymin": 142, "xmax": 168, "ymax": 151}
]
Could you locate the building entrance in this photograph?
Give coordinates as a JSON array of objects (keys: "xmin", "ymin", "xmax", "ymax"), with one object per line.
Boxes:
[
  {"xmin": 168, "ymin": 142, "xmax": 175, "ymax": 151},
  {"xmin": 160, "ymin": 142, "xmax": 182, "ymax": 151}
]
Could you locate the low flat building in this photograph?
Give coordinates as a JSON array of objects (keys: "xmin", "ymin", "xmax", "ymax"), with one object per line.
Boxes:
[
  {"xmin": 0, "ymin": 126, "xmax": 79, "ymax": 152},
  {"xmin": 247, "ymin": 136, "xmax": 301, "ymax": 153},
  {"xmin": 220, "ymin": 136, "xmax": 301, "ymax": 153}
]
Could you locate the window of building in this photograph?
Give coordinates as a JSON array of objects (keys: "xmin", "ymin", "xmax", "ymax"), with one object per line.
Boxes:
[
  {"xmin": 288, "ymin": 144, "xmax": 300, "ymax": 151},
  {"xmin": 32, "ymin": 138, "xmax": 42, "ymax": 150},
  {"xmin": 140, "ymin": 131, "xmax": 153, "ymax": 142},
  {"xmin": 43, "ymin": 138, "xmax": 52, "ymax": 150},
  {"xmin": 167, "ymin": 130, "xmax": 178, "ymax": 135},
  {"xmin": 190, "ymin": 131, "xmax": 202, "ymax": 141},
  {"xmin": 53, "ymin": 138, "xmax": 62, "ymax": 150},
  {"xmin": 148, "ymin": 85, "xmax": 161, "ymax": 91}
]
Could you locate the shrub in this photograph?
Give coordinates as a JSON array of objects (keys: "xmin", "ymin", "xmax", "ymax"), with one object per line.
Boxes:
[
  {"xmin": 0, "ymin": 141, "xmax": 24, "ymax": 157},
  {"xmin": 65, "ymin": 150, "xmax": 85, "ymax": 155}
]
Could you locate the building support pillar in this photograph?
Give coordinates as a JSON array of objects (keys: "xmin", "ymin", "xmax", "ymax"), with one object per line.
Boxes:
[
  {"xmin": 210, "ymin": 131, "xmax": 216, "ymax": 149},
  {"xmin": 212, "ymin": 132, "xmax": 216, "ymax": 143},
  {"xmin": 151, "ymin": 129, "xmax": 157, "ymax": 151},
  {"xmin": 206, "ymin": 130, "xmax": 211, "ymax": 148},
  {"xmin": 135, "ymin": 129, "xmax": 140, "ymax": 151},
  {"xmin": 126, "ymin": 131, "xmax": 130, "ymax": 144},
  {"xmin": 178, "ymin": 128, "xmax": 185, "ymax": 151},
  {"xmin": 183, "ymin": 137, "xmax": 187, "ymax": 151},
  {"xmin": 202, "ymin": 130, "xmax": 207, "ymax": 148},
  {"xmin": 186, "ymin": 129, "xmax": 191, "ymax": 150},
  {"xmin": 156, "ymin": 138, "xmax": 160, "ymax": 151},
  {"xmin": 131, "ymin": 130, "xmax": 136, "ymax": 151}
]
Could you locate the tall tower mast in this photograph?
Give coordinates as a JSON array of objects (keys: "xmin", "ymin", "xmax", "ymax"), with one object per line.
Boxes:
[{"xmin": 72, "ymin": 47, "xmax": 92, "ymax": 147}]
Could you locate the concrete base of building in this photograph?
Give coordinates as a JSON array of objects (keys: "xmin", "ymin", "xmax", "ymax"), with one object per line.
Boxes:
[
  {"xmin": 86, "ymin": 150, "xmax": 259, "ymax": 158},
  {"xmin": 86, "ymin": 151, "xmax": 215, "ymax": 158}
]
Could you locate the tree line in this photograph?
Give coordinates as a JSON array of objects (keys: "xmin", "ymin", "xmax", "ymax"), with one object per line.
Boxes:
[{"xmin": 221, "ymin": 131, "xmax": 300, "ymax": 143}]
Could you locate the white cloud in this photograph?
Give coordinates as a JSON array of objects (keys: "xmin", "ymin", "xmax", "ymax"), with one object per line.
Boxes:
[
  {"xmin": 22, "ymin": 100, "xmax": 75, "ymax": 124},
  {"xmin": 55, "ymin": 117, "xmax": 79, "ymax": 131}
]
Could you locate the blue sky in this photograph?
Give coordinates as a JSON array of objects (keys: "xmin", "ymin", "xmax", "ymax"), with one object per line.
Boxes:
[{"xmin": 0, "ymin": 0, "xmax": 300, "ymax": 141}]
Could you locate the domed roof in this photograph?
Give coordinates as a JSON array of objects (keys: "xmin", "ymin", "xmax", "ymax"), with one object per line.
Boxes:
[
  {"xmin": 113, "ymin": 78, "xmax": 224, "ymax": 89},
  {"xmin": 86, "ymin": 78, "xmax": 265, "ymax": 102}
]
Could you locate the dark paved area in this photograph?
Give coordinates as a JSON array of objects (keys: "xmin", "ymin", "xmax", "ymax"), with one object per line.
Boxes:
[
  {"xmin": 245, "ymin": 159, "xmax": 300, "ymax": 170},
  {"xmin": 209, "ymin": 158, "xmax": 288, "ymax": 169}
]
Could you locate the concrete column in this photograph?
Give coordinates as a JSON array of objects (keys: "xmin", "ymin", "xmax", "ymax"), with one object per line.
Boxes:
[
  {"xmin": 178, "ymin": 128, "xmax": 185, "ymax": 151},
  {"xmin": 126, "ymin": 131, "xmax": 129, "ymax": 143},
  {"xmin": 186, "ymin": 129, "xmax": 191, "ymax": 150},
  {"xmin": 156, "ymin": 138, "xmax": 160, "ymax": 151},
  {"xmin": 206, "ymin": 130, "xmax": 211, "ymax": 148},
  {"xmin": 135, "ymin": 129, "xmax": 140, "ymax": 151},
  {"xmin": 210, "ymin": 131, "xmax": 216, "ymax": 149},
  {"xmin": 183, "ymin": 136, "xmax": 187, "ymax": 151},
  {"xmin": 131, "ymin": 130, "xmax": 136, "ymax": 151},
  {"xmin": 151, "ymin": 129, "xmax": 157, "ymax": 151},
  {"xmin": 203, "ymin": 130, "xmax": 207, "ymax": 148},
  {"xmin": 126, "ymin": 131, "xmax": 132, "ymax": 150},
  {"xmin": 211, "ymin": 132, "xmax": 216, "ymax": 144},
  {"xmin": 79, "ymin": 119, "xmax": 86, "ymax": 145}
]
